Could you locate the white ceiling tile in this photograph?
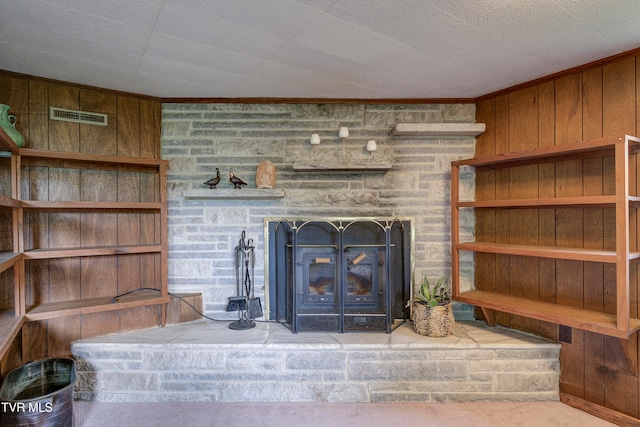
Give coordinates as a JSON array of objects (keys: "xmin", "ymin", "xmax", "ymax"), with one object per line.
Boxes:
[
  {"xmin": 167, "ymin": 0, "xmax": 323, "ymax": 39},
  {"xmin": 268, "ymin": 42, "xmax": 379, "ymax": 84},
  {"xmin": 6, "ymin": 29, "xmax": 143, "ymax": 71},
  {"xmin": 292, "ymin": 13, "xmax": 431, "ymax": 70},
  {"xmin": 54, "ymin": 0, "xmax": 164, "ymax": 28},
  {"xmin": 156, "ymin": 1, "xmax": 286, "ymax": 58},
  {"xmin": 137, "ymin": 56, "xmax": 246, "ymax": 90},
  {"xmin": 554, "ymin": 0, "xmax": 640, "ymax": 30},
  {"xmin": 1, "ymin": 1, "xmax": 152, "ymax": 54},
  {"xmin": 145, "ymin": 33, "xmax": 264, "ymax": 76},
  {"xmin": 597, "ymin": 15, "xmax": 640, "ymax": 51}
]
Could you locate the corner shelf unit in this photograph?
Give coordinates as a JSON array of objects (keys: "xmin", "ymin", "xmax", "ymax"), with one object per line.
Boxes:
[
  {"xmin": 0, "ymin": 128, "xmax": 169, "ymax": 360},
  {"xmin": 451, "ymin": 135, "xmax": 640, "ymax": 374}
]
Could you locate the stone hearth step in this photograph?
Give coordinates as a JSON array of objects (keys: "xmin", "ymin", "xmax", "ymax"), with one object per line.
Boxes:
[{"xmin": 71, "ymin": 320, "xmax": 560, "ymax": 403}]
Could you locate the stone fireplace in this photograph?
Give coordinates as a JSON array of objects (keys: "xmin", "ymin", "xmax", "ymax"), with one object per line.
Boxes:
[
  {"xmin": 161, "ymin": 102, "xmax": 477, "ymax": 320},
  {"xmin": 266, "ymin": 217, "xmax": 412, "ymax": 333}
]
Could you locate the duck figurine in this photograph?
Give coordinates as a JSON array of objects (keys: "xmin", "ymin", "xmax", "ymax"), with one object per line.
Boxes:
[
  {"xmin": 204, "ymin": 168, "xmax": 221, "ymax": 189},
  {"xmin": 229, "ymin": 170, "xmax": 247, "ymax": 189}
]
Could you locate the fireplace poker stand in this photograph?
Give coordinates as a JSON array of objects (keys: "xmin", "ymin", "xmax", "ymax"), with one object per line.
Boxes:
[{"xmin": 228, "ymin": 231, "xmax": 261, "ymax": 330}]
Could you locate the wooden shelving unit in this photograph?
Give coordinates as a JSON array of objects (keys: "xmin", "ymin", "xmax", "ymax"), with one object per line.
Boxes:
[
  {"xmin": 25, "ymin": 289, "xmax": 167, "ymax": 321},
  {"xmin": 451, "ymin": 135, "xmax": 640, "ymax": 374},
  {"xmin": 0, "ymin": 127, "xmax": 169, "ymax": 360},
  {"xmin": 0, "ymin": 127, "xmax": 24, "ymax": 357}
]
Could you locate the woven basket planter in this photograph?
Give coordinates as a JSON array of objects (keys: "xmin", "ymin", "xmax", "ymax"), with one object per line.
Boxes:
[{"xmin": 413, "ymin": 302, "xmax": 455, "ymax": 337}]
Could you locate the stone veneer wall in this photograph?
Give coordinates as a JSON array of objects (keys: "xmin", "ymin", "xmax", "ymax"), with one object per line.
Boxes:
[{"xmin": 161, "ymin": 103, "xmax": 476, "ymax": 317}]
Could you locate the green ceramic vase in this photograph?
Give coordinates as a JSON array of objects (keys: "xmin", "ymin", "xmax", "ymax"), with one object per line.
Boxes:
[{"xmin": 0, "ymin": 104, "xmax": 25, "ymax": 147}]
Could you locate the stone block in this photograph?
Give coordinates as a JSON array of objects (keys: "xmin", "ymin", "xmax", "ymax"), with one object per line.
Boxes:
[
  {"xmin": 370, "ymin": 392, "xmax": 432, "ymax": 402},
  {"xmin": 442, "ymin": 104, "xmax": 475, "ymax": 122},
  {"xmin": 429, "ymin": 349, "xmax": 496, "ymax": 361},
  {"xmin": 468, "ymin": 359, "xmax": 558, "ymax": 373},
  {"xmin": 144, "ymin": 350, "xmax": 225, "ymax": 370},
  {"xmin": 494, "ymin": 348, "xmax": 560, "ymax": 360},
  {"xmin": 159, "ymin": 381, "xmax": 219, "ymax": 392},
  {"xmin": 168, "ymin": 260, "xmax": 210, "ymax": 277},
  {"xmin": 226, "ymin": 350, "xmax": 286, "ymax": 371},
  {"xmin": 219, "ymin": 382, "xmax": 314, "ymax": 402},
  {"xmin": 162, "ymin": 121, "xmax": 192, "ymax": 137},
  {"xmin": 215, "ymin": 139, "xmax": 285, "ymax": 157},
  {"xmin": 286, "ymin": 351, "xmax": 347, "ymax": 370},
  {"xmin": 324, "ymin": 372, "xmax": 347, "ymax": 381},
  {"xmin": 364, "ymin": 172, "xmax": 417, "ymax": 190},
  {"xmin": 495, "ymin": 373, "xmax": 559, "ymax": 392},
  {"xmin": 286, "ymin": 190, "xmax": 379, "ymax": 207},
  {"xmin": 349, "ymin": 360, "xmax": 467, "ymax": 381},
  {"xmin": 71, "ymin": 347, "xmax": 143, "ymax": 360},
  {"xmin": 379, "ymin": 350, "xmax": 430, "ymax": 361},
  {"xmin": 74, "ymin": 359, "xmax": 135, "ymax": 371},
  {"xmin": 86, "ymin": 371, "xmax": 159, "ymax": 391},
  {"xmin": 347, "ymin": 351, "xmax": 380, "ymax": 360},
  {"xmin": 204, "ymin": 208, "xmax": 248, "ymax": 224},
  {"xmin": 294, "ymin": 104, "xmax": 363, "ymax": 120}
]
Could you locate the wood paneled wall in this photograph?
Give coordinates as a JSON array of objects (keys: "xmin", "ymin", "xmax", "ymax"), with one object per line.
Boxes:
[
  {"xmin": 0, "ymin": 72, "xmax": 167, "ymax": 374},
  {"xmin": 475, "ymin": 55, "xmax": 640, "ymax": 421}
]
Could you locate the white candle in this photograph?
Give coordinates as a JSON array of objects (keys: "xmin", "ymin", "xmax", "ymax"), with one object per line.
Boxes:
[
  {"xmin": 339, "ymin": 127, "xmax": 349, "ymax": 138},
  {"xmin": 366, "ymin": 140, "xmax": 377, "ymax": 152},
  {"xmin": 310, "ymin": 133, "xmax": 320, "ymax": 145}
]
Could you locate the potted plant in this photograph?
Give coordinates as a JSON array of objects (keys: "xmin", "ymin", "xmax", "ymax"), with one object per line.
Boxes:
[{"xmin": 410, "ymin": 275, "xmax": 455, "ymax": 337}]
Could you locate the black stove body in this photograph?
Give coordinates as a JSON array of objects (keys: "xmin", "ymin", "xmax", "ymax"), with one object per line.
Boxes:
[{"xmin": 267, "ymin": 218, "xmax": 412, "ymax": 333}]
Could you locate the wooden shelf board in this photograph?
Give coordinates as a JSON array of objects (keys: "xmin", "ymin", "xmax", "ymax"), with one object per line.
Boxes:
[
  {"xmin": 0, "ymin": 127, "xmax": 20, "ymax": 154},
  {"xmin": 0, "ymin": 309, "xmax": 25, "ymax": 360},
  {"xmin": 456, "ymin": 241, "xmax": 624, "ymax": 263},
  {"xmin": 25, "ymin": 290, "xmax": 170, "ymax": 321},
  {"xmin": 453, "ymin": 135, "xmax": 640, "ymax": 169},
  {"xmin": 292, "ymin": 161, "xmax": 392, "ymax": 172},
  {"xmin": 454, "ymin": 290, "xmax": 640, "ymax": 339},
  {"xmin": 22, "ymin": 201, "xmax": 161, "ymax": 210},
  {"xmin": 19, "ymin": 148, "xmax": 168, "ymax": 169},
  {"xmin": 24, "ymin": 244, "xmax": 162, "ymax": 260},
  {"xmin": 0, "ymin": 252, "xmax": 22, "ymax": 274},
  {"xmin": 458, "ymin": 195, "xmax": 618, "ymax": 209},
  {"xmin": 184, "ymin": 188, "xmax": 285, "ymax": 200},
  {"xmin": 0, "ymin": 194, "xmax": 21, "ymax": 208},
  {"xmin": 392, "ymin": 123, "xmax": 486, "ymax": 136}
]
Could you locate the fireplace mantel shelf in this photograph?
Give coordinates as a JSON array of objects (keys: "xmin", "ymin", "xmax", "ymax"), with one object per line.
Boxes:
[
  {"xmin": 391, "ymin": 123, "xmax": 486, "ymax": 136},
  {"xmin": 292, "ymin": 161, "xmax": 392, "ymax": 172},
  {"xmin": 183, "ymin": 189, "xmax": 285, "ymax": 200}
]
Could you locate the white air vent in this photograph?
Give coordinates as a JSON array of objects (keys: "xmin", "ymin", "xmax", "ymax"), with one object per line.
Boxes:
[{"xmin": 49, "ymin": 107, "xmax": 108, "ymax": 126}]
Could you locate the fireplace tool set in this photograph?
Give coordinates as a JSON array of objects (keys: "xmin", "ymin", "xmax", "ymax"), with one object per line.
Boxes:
[{"xmin": 227, "ymin": 231, "xmax": 262, "ymax": 330}]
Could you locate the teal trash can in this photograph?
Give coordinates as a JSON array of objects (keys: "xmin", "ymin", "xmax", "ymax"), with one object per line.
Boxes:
[{"xmin": 0, "ymin": 358, "xmax": 76, "ymax": 427}]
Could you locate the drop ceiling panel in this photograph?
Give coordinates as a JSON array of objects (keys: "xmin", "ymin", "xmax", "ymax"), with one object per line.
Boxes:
[{"xmin": 155, "ymin": 2, "xmax": 287, "ymax": 58}]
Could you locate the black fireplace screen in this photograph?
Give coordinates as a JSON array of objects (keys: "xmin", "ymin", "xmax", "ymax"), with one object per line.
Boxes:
[{"xmin": 266, "ymin": 218, "xmax": 412, "ymax": 333}]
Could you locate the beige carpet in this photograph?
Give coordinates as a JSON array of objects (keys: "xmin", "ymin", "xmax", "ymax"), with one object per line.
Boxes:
[{"xmin": 73, "ymin": 401, "xmax": 617, "ymax": 427}]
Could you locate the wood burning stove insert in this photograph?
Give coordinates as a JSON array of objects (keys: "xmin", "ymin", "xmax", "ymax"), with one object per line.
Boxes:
[{"xmin": 266, "ymin": 218, "xmax": 412, "ymax": 333}]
